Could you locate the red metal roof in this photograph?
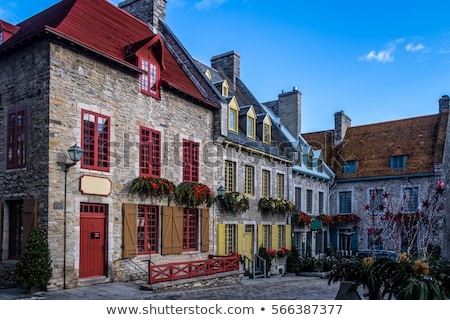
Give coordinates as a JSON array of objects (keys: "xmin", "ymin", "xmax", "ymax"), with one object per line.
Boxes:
[{"xmin": 1, "ymin": 0, "xmax": 217, "ymax": 108}]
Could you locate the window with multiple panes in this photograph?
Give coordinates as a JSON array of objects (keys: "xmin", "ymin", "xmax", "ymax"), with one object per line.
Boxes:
[
  {"xmin": 140, "ymin": 127, "xmax": 161, "ymax": 177},
  {"xmin": 339, "ymin": 191, "xmax": 352, "ymax": 214},
  {"xmin": 224, "ymin": 224, "xmax": 236, "ymax": 255},
  {"xmin": 82, "ymin": 110, "xmax": 110, "ymax": 171},
  {"xmin": 247, "ymin": 115, "xmax": 255, "ymax": 139},
  {"xmin": 182, "ymin": 139, "xmax": 199, "ymax": 182},
  {"xmin": 404, "ymin": 187, "xmax": 419, "ymax": 212},
  {"xmin": 137, "ymin": 205, "xmax": 158, "ymax": 254},
  {"xmin": 276, "ymin": 173, "xmax": 284, "ymax": 199},
  {"xmin": 262, "ymin": 170, "xmax": 271, "ymax": 197},
  {"xmin": 278, "ymin": 225, "xmax": 286, "ymax": 249},
  {"xmin": 318, "ymin": 191, "xmax": 324, "ymax": 214},
  {"xmin": 263, "ymin": 123, "xmax": 271, "ymax": 144},
  {"xmin": 262, "ymin": 225, "xmax": 271, "ymax": 249},
  {"xmin": 245, "ymin": 165, "xmax": 254, "ymax": 195},
  {"xmin": 229, "ymin": 107, "xmax": 238, "ymax": 131},
  {"xmin": 183, "ymin": 208, "xmax": 198, "ymax": 251},
  {"xmin": 343, "ymin": 160, "xmax": 357, "ymax": 174},
  {"xmin": 225, "ymin": 161, "xmax": 236, "ymax": 192},
  {"xmin": 369, "ymin": 189, "xmax": 384, "ymax": 212},
  {"xmin": 306, "ymin": 189, "xmax": 313, "ymax": 214},
  {"xmin": 390, "ymin": 155, "xmax": 406, "ymax": 170},
  {"xmin": 140, "ymin": 57, "xmax": 159, "ymax": 97},
  {"xmin": 295, "ymin": 187, "xmax": 301, "ymax": 212},
  {"xmin": 7, "ymin": 109, "xmax": 26, "ymax": 169}
]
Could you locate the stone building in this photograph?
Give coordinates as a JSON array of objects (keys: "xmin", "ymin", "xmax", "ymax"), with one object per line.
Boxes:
[
  {"xmin": 303, "ymin": 97, "xmax": 450, "ymax": 258},
  {"xmin": 120, "ymin": 0, "xmax": 334, "ymax": 275},
  {"xmin": 0, "ymin": 0, "xmax": 222, "ymax": 289}
]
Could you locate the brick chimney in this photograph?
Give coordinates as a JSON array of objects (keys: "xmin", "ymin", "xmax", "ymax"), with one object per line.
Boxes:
[
  {"xmin": 119, "ymin": 0, "xmax": 167, "ymax": 31},
  {"xmin": 334, "ymin": 111, "xmax": 351, "ymax": 145},
  {"xmin": 211, "ymin": 51, "xmax": 240, "ymax": 90},
  {"xmin": 439, "ymin": 95, "xmax": 450, "ymax": 113}
]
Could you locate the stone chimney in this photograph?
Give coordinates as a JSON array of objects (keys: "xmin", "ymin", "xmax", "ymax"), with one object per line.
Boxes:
[
  {"xmin": 334, "ymin": 111, "xmax": 351, "ymax": 145},
  {"xmin": 211, "ymin": 51, "xmax": 240, "ymax": 89},
  {"xmin": 439, "ymin": 95, "xmax": 450, "ymax": 113},
  {"xmin": 119, "ymin": 0, "xmax": 167, "ymax": 31},
  {"xmin": 268, "ymin": 87, "xmax": 302, "ymax": 138}
]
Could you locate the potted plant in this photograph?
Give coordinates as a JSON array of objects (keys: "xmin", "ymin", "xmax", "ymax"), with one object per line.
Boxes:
[
  {"xmin": 130, "ymin": 176, "xmax": 175, "ymax": 202},
  {"xmin": 174, "ymin": 182, "xmax": 213, "ymax": 207},
  {"xmin": 223, "ymin": 191, "xmax": 249, "ymax": 214}
]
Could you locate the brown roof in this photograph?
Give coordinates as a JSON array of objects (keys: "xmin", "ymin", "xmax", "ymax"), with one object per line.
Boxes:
[{"xmin": 303, "ymin": 111, "xmax": 449, "ymax": 180}]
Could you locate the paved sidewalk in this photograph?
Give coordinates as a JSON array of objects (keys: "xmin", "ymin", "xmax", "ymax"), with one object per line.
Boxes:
[{"xmin": 0, "ymin": 275, "xmax": 344, "ymax": 300}]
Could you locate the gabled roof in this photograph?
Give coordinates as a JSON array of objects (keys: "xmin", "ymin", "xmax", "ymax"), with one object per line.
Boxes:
[
  {"xmin": 303, "ymin": 111, "xmax": 449, "ymax": 180},
  {"xmin": 0, "ymin": 0, "xmax": 217, "ymax": 108}
]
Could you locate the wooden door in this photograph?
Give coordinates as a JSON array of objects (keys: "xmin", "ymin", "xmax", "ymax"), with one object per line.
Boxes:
[{"xmin": 79, "ymin": 203, "xmax": 107, "ymax": 278}]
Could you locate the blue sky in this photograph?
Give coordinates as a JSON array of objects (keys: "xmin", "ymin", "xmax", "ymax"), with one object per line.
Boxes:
[{"xmin": 2, "ymin": 0, "xmax": 450, "ymax": 132}]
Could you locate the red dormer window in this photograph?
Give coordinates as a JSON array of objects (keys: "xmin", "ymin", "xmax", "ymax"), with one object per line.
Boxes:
[{"xmin": 140, "ymin": 57, "xmax": 160, "ymax": 98}]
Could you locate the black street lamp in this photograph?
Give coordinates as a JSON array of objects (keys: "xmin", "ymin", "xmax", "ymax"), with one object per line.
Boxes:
[
  {"xmin": 58, "ymin": 144, "xmax": 83, "ymax": 289},
  {"xmin": 217, "ymin": 185, "xmax": 226, "ymax": 200}
]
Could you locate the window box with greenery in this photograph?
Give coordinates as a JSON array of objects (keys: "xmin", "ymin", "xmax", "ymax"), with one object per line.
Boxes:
[
  {"xmin": 223, "ymin": 191, "xmax": 249, "ymax": 214},
  {"xmin": 174, "ymin": 182, "xmax": 213, "ymax": 207},
  {"xmin": 331, "ymin": 213, "xmax": 361, "ymax": 226},
  {"xmin": 131, "ymin": 176, "xmax": 175, "ymax": 202},
  {"xmin": 292, "ymin": 212, "xmax": 313, "ymax": 227},
  {"xmin": 258, "ymin": 197, "xmax": 295, "ymax": 214}
]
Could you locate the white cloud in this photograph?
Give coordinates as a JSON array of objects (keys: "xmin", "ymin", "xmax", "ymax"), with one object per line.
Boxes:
[
  {"xmin": 359, "ymin": 38, "xmax": 404, "ymax": 63},
  {"xmin": 195, "ymin": 0, "xmax": 227, "ymax": 10},
  {"xmin": 405, "ymin": 43, "xmax": 425, "ymax": 52}
]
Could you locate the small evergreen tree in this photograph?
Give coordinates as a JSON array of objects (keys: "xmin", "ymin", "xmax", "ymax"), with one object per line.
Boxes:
[{"xmin": 14, "ymin": 226, "xmax": 52, "ymax": 293}]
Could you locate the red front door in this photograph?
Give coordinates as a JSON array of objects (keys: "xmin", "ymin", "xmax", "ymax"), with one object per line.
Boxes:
[{"xmin": 79, "ymin": 203, "xmax": 107, "ymax": 278}]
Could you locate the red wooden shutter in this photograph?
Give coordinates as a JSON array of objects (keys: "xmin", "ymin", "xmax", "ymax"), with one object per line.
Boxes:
[
  {"xmin": 23, "ymin": 198, "xmax": 38, "ymax": 244},
  {"xmin": 122, "ymin": 203, "xmax": 137, "ymax": 258},
  {"xmin": 201, "ymin": 209, "xmax": 210, "ymax": 252}
]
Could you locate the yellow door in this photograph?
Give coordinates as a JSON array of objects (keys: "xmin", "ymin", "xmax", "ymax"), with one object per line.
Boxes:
[{"xmin": 243, "ymin": 225, "xmax": 254, "ymax": 259}]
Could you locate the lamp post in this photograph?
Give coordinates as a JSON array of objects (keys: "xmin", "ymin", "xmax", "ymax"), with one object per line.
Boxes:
[
  {"xmin": 217, "ymin": 185, "xmax": 226, "ymax": 200},
  {"xmin": 59, "ymin": 144, "xmax": 83, "ymax": 289}
]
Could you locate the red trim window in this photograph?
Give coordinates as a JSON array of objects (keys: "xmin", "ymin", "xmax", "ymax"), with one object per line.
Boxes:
[
  {"xmin": 137, "ymin": 205, "xmax": 158, "ymax": 254},
  {"xmin": 183, "ymin": 208, "xmax": 198, "ymax": 251},
  {"xmin": 140, "ymin": 127, "xmax": 161, "ymax": 177},
  {"xmin": 182, "ymin": 139, "xmax": 199, "ymax": 182},
  {"xmin": 82, "ymin": 110, "xmax": 110, "ymax": 171},
  {"xmin": 6, "ymin": 108, "xmax": 26, "ymax": 169},
  {"xmin": 140, "ymin": 57, "xmax": 160, "ymax": 98}
]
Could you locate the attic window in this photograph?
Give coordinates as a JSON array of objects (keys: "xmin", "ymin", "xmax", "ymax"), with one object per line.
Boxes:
[
  {"xmin": 343, "ymin": 160, "xmax": 357, "ymax": 174},
  {"xmin": 390, "ymin": 155, "xmax": 406, "ymax": 170},
  {"xmin": 205, "ymin": 69, "xmax": 212, "ymax": 80},
  {"xmin": 228, "ymin": 98, "xmax": 239, "ymax": 132},
  {"xmin": 222, "ymin": 80, "xmax": 229, "ymax": 97},
  {"xmin": 262, "ymin": 115, "xmax": 272, "ymax": 145},
  {"xmin": 246, "ymin": 106, "xmax": 256, "ymax": 139},
  {"xmin": 140, "ymin": 57, "xmax": 160, "ymax": 98}
]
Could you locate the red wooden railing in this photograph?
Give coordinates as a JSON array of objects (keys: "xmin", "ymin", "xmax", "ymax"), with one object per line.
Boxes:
[{"xmin": 149, "ymin": 254, "xmax": 240, "ymax": 284}]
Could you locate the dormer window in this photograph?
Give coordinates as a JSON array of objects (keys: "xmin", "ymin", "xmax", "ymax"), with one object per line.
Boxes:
[
  {"xmin": 344, "ymin": 160, "xmax": 357, "ymax": 174},
  {"xmin": 390, "ymin": 155, "xmax": 406, "ymax": 170},
  {"xmin": 205, "ymin": 69, "xmax": 212, "ymax": 80},
  {"xmin": 262, "ymin": 115, "xmax": 271, "ymax": 144},
  {"xmin": 140, "ymin": 57, "xmax": 160, "ymax": 98},
  {"xmin": 228, "ymin": 97, "xmax": 239, "ymax": 132},
  {"xmin": 222, "ymin": 80, "xmax": 229, "ymax": 97},
  {"xmin": 246, "ymin": 106, "xmax": 256, "ymax": 139}
]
